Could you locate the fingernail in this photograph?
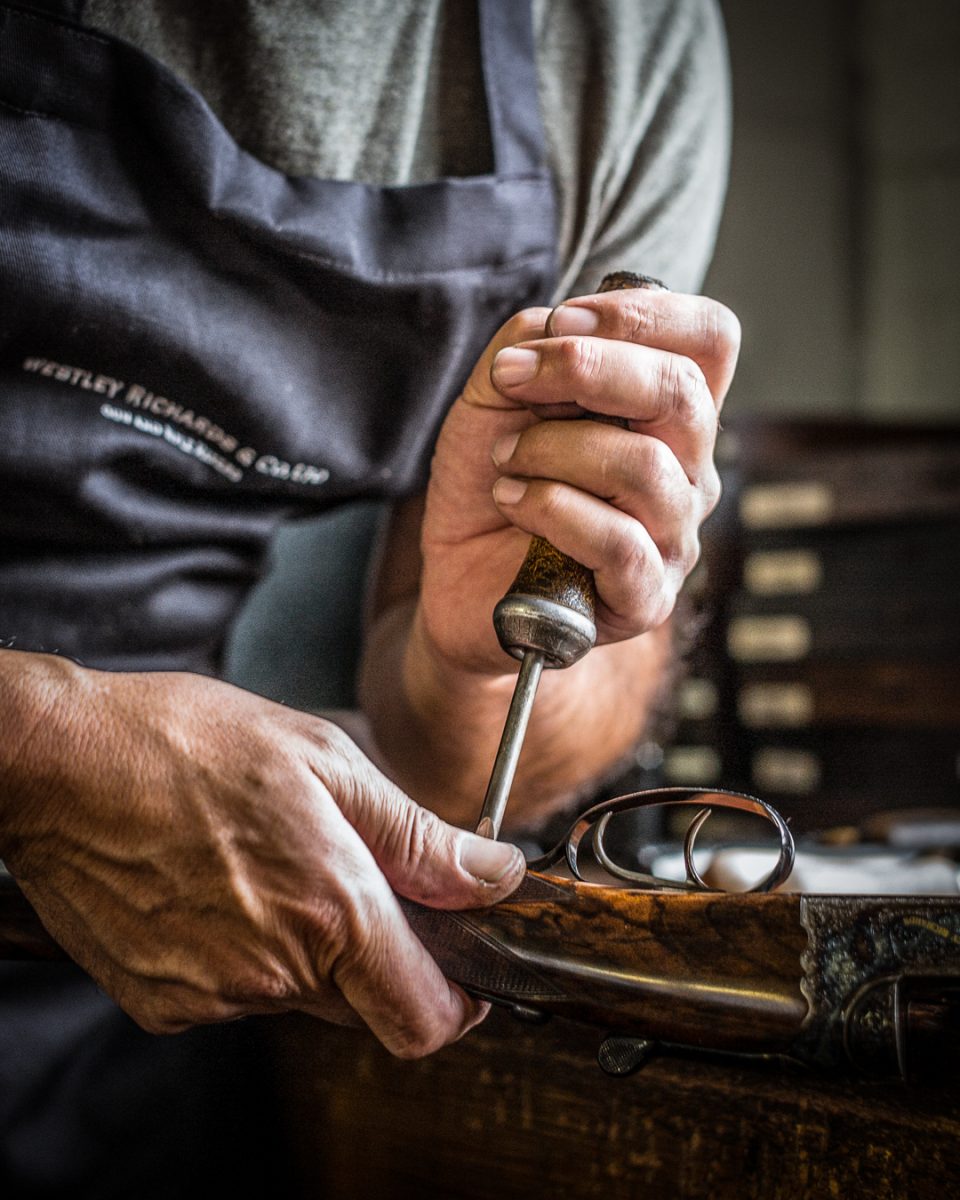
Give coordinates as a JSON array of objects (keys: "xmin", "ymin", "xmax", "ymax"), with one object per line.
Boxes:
[
  {"xmin": 460, "ymin": 834, "xmax": 523, "ymax": 883},
  {"xmin": 492, "ymin": 347, "xmax": 539, "ymax": 387},
  {"xmin": 493, "ymin": 476, "xmax": 527, "ymax": 505},
  {"xmin": 491, "ymin": 431, "xmax": 520, "ymax": 466},
  {"xmin": 549, "ymin": 304, "xmax": 599, "ymax": 336}
]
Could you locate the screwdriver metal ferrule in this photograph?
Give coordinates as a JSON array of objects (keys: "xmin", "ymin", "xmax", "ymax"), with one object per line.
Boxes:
[
  {"xmin": 477, "ymin": 595, "xmax": 597, "ymax": 839},
  {"xmin": 493, "ymin": 594, "xmax": 597, "ymax": 669}
]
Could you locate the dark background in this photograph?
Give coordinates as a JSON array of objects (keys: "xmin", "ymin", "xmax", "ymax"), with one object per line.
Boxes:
[{"xmin": 707, "ymin": 0, "xmax": 959, "ymax": 425}]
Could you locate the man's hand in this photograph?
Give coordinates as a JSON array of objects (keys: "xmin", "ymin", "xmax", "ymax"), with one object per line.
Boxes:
[
  {"xmin": 362, "ymin": 285, "xmax": 739, "ymax": 824},
  {"xmin": 419, "ymin": 286, "xmax": 740, "ymax": 674},
  {"xmin": 0, "ymin": 653, "xmax": 524, "ymax": 1056}
]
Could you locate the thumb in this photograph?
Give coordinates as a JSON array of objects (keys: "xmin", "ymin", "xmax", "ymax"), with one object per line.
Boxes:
[{"xmin": 339, "ymin": 755, "xmax": 525, "ymax": 909}]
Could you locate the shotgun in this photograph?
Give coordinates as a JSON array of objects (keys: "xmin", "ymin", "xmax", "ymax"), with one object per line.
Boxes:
[{"xmin": 2, "ymin": 789, "xmax": 959, "ymax": 1084}]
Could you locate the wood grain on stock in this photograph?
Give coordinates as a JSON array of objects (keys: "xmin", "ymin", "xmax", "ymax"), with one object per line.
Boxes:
[{"xmin": 402, "ymin": 871, "xmax": 808, "ymax": 1051}]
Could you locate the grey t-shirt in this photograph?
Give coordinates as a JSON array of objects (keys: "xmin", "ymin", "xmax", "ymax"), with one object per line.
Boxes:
[
  {"xmin": 78, "ymin": 1, "xmax": 733, "ymax": 708},
  {"xmin": 85, "ymin": 0, "xmax": 731, "ymax": 299}
]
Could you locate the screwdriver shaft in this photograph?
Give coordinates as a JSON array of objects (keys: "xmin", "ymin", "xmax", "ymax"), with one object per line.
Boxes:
[{"xmin": 475, "ymin": 650, "xmax": 545, "ymax": 840}]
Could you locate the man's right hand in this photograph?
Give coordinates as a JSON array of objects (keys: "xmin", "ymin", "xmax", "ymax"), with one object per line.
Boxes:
[{"xmin": 0, "ymin": 652, "xmax": 524, "ymax": 1057}]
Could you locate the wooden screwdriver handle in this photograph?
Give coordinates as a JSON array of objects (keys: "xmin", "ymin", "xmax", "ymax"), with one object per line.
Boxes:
[{"xmin": 494, "ymin": 272, "xmax": 666, "ymax": 667}]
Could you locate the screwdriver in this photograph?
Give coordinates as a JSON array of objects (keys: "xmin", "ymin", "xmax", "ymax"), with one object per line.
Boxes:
[{"xmin": 475, "ymin": 272, "xmax": 666, "ymax": 840}]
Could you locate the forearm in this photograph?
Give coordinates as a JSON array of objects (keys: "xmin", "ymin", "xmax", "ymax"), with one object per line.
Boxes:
[
  {"xmin": 0, "ymin": 650, "xmax": 87, "ymax": 858},
  {"xmin": 0, "ymin": 648, "xmax": 525, "ymax": 1049},
  {"xmin": 359, "ymin": 601, "xmax": 674, "ymax": 831}
]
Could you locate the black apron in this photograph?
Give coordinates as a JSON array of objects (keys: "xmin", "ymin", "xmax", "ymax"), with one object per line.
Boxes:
[
  {"xmin": 0, "ymin": 0, "xmax": 557, "ymax": 674},
  {"xmin": 0, "ymin": 0, "xmax": 557, "ymax": 1193}
]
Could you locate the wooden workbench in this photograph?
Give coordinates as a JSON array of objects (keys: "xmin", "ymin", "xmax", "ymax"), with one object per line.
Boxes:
[{"xmin": 266, "ymin": 1007, "xmax": 960, "ymax": 1200}]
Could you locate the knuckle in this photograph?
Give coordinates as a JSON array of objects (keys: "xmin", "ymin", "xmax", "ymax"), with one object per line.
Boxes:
[
  {"xmin": 301, "ymin": 723, "xmax": 350, "ymax": 790},
  {"xmin": 657, "ymin": 356, "xmax": 707, "ymax": 424},
  {"xmin": 632, "ymin": 580, "xmax": 673, "ymax": 635},
  {"xmin": 663, "ymin": 523, "xmax": 701, "ymax": 578},
  {"xmin": 533, "ymin": 479, "xmax": 568, "ymax": 525},
  {"xmin": 131, "ymin": 973, "xmax": 252, "ymax": 1032},
  {"xmin": 704, "ymin": 300, "xmax": 742, "ymax": 362},
  {"xmin": 226, "ymin": 965, "xmax": 293, "ymax": 1007},
  {"xmin": 636, "ymin": 436, "xmax": 677, "ymax": 493},
  {"xmin": 331, "ymin": 882, "xmax": 378, "ymax": 962},
  {"xmin": 621, "ymin": 296, "xmax": 659, "ymax": 344},
  {"xmin": 387, "ymin": 803, "xmax": 449, "ymax": 879},
  {"xmin": 126, "ymin": 993, "xmax": 189, "ymax": 1036},
  {"xmin": 635, "ymin": 565, "xmax": 679, "ymax": 630},
  {"xmin": 134, "ymin": 1014, "xmax": 176, "ymax": 1036},
  {"xmin": 678, "ymin": 531, "xmax": 702, "ymax": 575},
  {"xmin": 326, "ymin": 920, "xmax": 378, "ymax": 1000},
  {"xmin": 602, "ymin": 523, "xmax": 648, "ymax": 583},
  {"xmin": 650, "ymin": 587, "xmax": 678, "ymax": 629},
  {"xmin": 311, "ymin": 877, "xmax": 374, "ymax": 986},
  {"xmin": 557, "ymin": 335, "xmax": 605, "ymax": 389},
  {"xmin": 312, "ymin": 716, "xmax": 354, "ymax": 759},
  {"xmin": 593, "ymin": 433, "xmax": 624, "ymax": 492},
  {"xmin": 700, "ymin": 463, "xmax": 723, "ymax": 514}
]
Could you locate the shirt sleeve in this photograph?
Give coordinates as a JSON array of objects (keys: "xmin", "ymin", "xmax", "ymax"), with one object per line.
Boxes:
[{"xmin": 538, "ymin": 0, "xmax": 732, "ymax": 300}]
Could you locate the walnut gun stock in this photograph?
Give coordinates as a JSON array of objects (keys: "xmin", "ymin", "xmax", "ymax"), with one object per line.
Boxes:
[{"xmin": 2, "ymin": 871, "xmax": 958, "ymax": 1081}]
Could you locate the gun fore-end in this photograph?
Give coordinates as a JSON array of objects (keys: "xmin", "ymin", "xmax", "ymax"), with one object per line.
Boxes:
[{"xmin": 402, "ymin": 873, "xmax": 808, "ymax": 1055}]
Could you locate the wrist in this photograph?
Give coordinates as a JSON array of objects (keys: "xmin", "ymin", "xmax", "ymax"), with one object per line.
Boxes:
[
  {"xmin": 402, "ymin": 604, "xmax": 517, "ymax": 725},
  {"xmin": 359, "ymin": 600, "xmax": 518, "ymax": 823}
]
